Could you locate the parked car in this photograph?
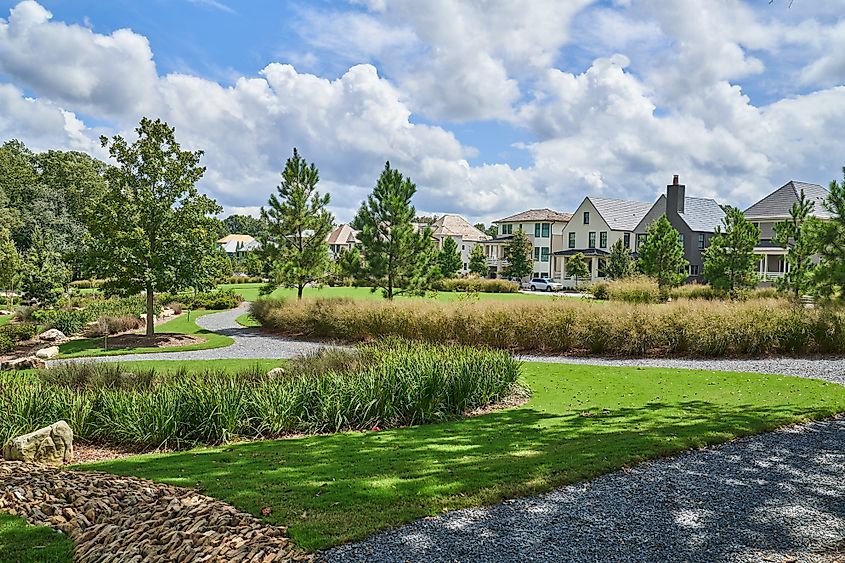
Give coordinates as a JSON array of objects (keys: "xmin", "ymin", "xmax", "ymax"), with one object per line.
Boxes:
[{"xmin": 527, "ymin": 277, "xmax": 563, "ymax": 292}]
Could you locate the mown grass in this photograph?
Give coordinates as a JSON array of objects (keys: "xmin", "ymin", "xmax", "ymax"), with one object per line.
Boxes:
[
  {"xmin": 0, "ymin": 315, "xmax": 10, "ymax": 327},
  {"xmin": 0, "ymin": 513, "xmax": 74, "ymax": 563},
  {"xmin": 83, "ymin": 362, "xmax": 845, "ymax": 551},
  {"xmin": 56, "ymin": 311, "xmax": 234, "ymax": 359}
]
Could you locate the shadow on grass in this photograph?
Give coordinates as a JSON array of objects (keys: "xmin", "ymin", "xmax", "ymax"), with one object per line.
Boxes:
[{"xmin": 0, "ymin": 513, "xmax": 74, "ymax": 563}]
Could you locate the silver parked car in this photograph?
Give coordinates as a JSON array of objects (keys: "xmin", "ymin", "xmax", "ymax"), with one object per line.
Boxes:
[{"xmin": 528, "ymin": 277, "xmax": 563, "ymax": 292}]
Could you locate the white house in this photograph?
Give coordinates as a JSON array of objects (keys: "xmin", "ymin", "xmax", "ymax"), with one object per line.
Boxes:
[
  {"xmin": 486, "ymin": 209, "xmax": 573, "ymax": 279},
  {"xmin": 326, "ymin": 224, "xmax": 359, "ymax": 258},
  {"xmin": 428, "ymin": 214, "xmax": 489, "ymax": 275},
  {"xmin": 217, "ymin": 234, "xmax": 260, "ymax": 257}
]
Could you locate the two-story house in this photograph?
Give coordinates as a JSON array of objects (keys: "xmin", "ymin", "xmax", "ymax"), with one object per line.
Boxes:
[
  {"xmin": 633, "ymin": 175, "xmax": 726, "ymax": 282},
  {"xmin": 217, "ymin": 234, "xmax": 261, "ymax": 257},
  {"xmin": 556, "ymin": 197, "xmax": 652, "ymax": 286},
  {"xmin": 744, "ymin": 180, "xmax": 831, "ymax": 283},
  {"xmin": 485, "ymin": 209, "xmax": 572, "ymax": 279},
  {"xmin": 429, "ymin": 214, "xmax": 489, "ymax": 275},
  {"xmin": 326, "ymin": 224, "xmax": 359, "ymax": 258}
]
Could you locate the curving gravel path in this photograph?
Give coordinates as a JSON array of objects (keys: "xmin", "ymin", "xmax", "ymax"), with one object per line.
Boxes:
[{"xmin": 323, "ymin": 417, "xmax": 845, "ymax": 563}]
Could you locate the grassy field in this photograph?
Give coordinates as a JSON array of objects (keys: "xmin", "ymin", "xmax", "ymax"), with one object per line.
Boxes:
[
  {"xmin": 83, "ymin": 361, "xmax": 845, "ymax": 551},
  {"xmin": 217, "ymin": 283, "xmax": 561, "ymax": 303},
  {"xmin": 0, "ymin": 513, "xmax": 74, "ymax": 563},
  {"xmin": 56, "ymin": 311, "xmax": 234, "ymax": 359},
  {"xmin": 0, "ymin": 315, "xmax": 10, "ymax": 327}
]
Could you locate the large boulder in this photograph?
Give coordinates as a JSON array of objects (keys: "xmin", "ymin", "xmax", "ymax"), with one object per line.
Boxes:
[
  {"xmin": 0, "ymin": 356, "xmax": 45, "ymax": 371},
  {"xmin": 38, "ymin": 329, "xmax": 67, "ymax": 342},
  {"xmin": 3, "ymin": 421, "xmax": 74, "ymax": 465},
  {"xmin": 35, "ymin": 346, "xmax": 60, "ymax": 359}
]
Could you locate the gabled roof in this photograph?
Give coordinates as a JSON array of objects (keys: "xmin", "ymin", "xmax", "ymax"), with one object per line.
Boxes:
[
  {"xmin": 430, "ymin": 214, "xmax": 489, "ymax": 242},
  {"xmin": 326, "ymin": 224, "xmax": 358, "ymax": 245},
  {"xmin": 219, "ymin": 238, "xmax": 260, "ymax": 253},
  {"xmin": 679, "ymin": 196, "xmax": 726, "ymax": 232},
  {"xmin": 744, "ymin": 181, "xmax": 831, "ymax": 219},
  {"xmin": 217, "ymin": 234, "xmax": 256, "ymax": 245},
  {"xmin": 588, "ymin": 197, "xmax": 653, "ymax": 231},
  {"xmin": 495, "ymin": 208, "xmax": 573, "ymax": 224}
]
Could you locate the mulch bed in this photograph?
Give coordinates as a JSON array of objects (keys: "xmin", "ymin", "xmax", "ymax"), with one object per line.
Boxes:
[{"xmin": 94, "ymin": 333, "xmax": 203, "ymax": 350}]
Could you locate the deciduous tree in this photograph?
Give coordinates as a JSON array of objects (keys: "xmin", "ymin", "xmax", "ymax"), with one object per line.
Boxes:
[
  {"xmin": 20, "ymin": 226, "xmax": 70, "ymax": 306},
  {"xmin": 638, "ymin": 215, "xmax": 687, "ymax": 290},
  {"xmin": 566, "ymin": 252, "xmax": 589, "ymax": 289},
  {"xmin": 0, "ymin": 228, "xmax": 21, "ymax": 311},
  {"xmin": 504, "ymin": 229, "xmax": 532, "ymax": 280},
  {"xmin": 704, "ymin": 207, "xmax": 761, "ymax": 296},
  {"xmin": 260, "ymin": 149, "xmax": 334, "ymax": 300}
]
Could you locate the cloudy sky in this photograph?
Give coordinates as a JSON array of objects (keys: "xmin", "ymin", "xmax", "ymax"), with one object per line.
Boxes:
[{"xmin": 1, "ymin": 0, "xmax": 844, "ymax": 223}]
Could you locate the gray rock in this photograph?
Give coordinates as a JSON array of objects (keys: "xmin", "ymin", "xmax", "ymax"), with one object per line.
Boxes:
[
  {"xmin": 3, "ymin": 421, "xmax": 74, "ymax": 466},
  {"xmin": 38, "ymin": 328, "xmax": 67, "ymax": 342},
  {"xmin": 35, "ymin": 346, "xmax": 60, "ymax": 359},
  {"xmin": 267, "ymin": 367, "xmax": 288, "ymax": 378},
  {"xmin": 0, "ymin": 356, "xmax": 45, "ymax": 371}
]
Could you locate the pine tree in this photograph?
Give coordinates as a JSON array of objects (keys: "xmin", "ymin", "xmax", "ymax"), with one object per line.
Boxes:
[
  {"xmin": 773, "ymin": 189, "xmax": 818, "ymax": 299},
  {"xmin": 20, "ymin": 226, "xmax": 70, "ymax": 306},
  {"xmin": 469, "ymin": 244, "xmax": 488, "ymax": 277},
  {"xmin": 565, "ymin": 252, "xmax": 589, "ymax": 289},
  {"xmin": 352, "ymin": 162, "xmax": 439, "ymax": 300},
  {"xmin": 504, "ymin": 229, "xmax": 533, "ymax": 280},
  {"xmin": 261, "ymin": 148, "xmax": 334, "ymax": 300},
  {"xmin": 606, "ymin": 238, "xmax": 635, "ymax": 280},
  {"xmin": 437, "ymin": 237, "xmax": 463, "ymax": 278},
  {"xmin": 638, "ymin": 216, "xmax": 687, "ymax": 290},
  {"xmin": 336, "ymin": 247, "xmax": 362, "ymax": 285},
  {"xmin": 704, "ymin": 207, "xmax": 761, "ymax": 296},
  {"xmin": 809, "ymin": 167, "xmax": 845, "ymax": 299}
]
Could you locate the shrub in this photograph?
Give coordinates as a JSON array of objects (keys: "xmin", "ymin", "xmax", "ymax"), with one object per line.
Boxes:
[
  {"xmin": 590, "ymin": 281, "xmax": 610, "ymax": 300},
  {"xmin": 32, "ymin": 309, "xmax": 91, "ymax": 335},
  {"xmin": 589, "ymin": 276, "xmax": 660, "ymax": 304},
  {"xmin": 434, "ymin": 278, "xmax": 519, "ymax": 293},
  {"xmin": 69, "ymin": 279, "xmax": 106, "ymax": 289},
  {"xmin": 0, "ymin": 323, "xmax": 39, "ymax": 353},
  {"xmin": 85, "ymin": 315, "xmax": 145, "ymax": 337},
  {"xmin": 223, "ymin": 276, "xmax": 264, "ymax": 284},
  {"xmin": 251, "ymin": 296, "xmax": 845, "ymax": 358},
  {"xmin": 0, "ymin": 340, "xmax": 522, "ymax": 449},
  {"xmin": 156, "ymin": 289, "xmax": 241, "ymax": 311}
]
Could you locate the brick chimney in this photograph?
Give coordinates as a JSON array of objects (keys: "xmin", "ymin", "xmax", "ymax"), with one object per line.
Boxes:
[{"xmin": 667, "ymin": 174, "xmax": 685, "ymax": 215}]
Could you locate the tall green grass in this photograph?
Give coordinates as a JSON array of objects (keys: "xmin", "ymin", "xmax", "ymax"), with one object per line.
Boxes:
[
  {"xmin": 251, "ymin": 296, "xmax": 845, "ymax": 357},
  {"xmin": 0, "ymin": 340, "xmax": 521, "ymax": 449}
]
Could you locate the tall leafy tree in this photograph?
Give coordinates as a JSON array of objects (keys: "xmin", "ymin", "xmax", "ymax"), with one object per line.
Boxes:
[
  {"xmin": 474, "ymin": 223, "xmax": 498, "ymax": 238},
  {"xmin": 222, "ymin": 214, "xmax": 269, "ymax": 239},
  {"xmin": 20, "ymin": 226, "xmax": 70, "ymax": 307},
  {"xmin": 260, "ymin": 149, "xmax": 334, "ymax": 300},
  {"xmin": 638, "ymin": 216, "xmax": 687, "ymax": 290},
  {"xmin": 438, "ymin": 237, "xmax": 463, "ymax": 278},
  {"xmin": 704, "ymin": 207, "xmax": 761, "ymax": 296},
  {"xmin": 504, "ymin": 228, "xmax": 532, "ymax": 280},
  {"xmin": 606, "ymin": 238, "xmax": 635, "ymax": 280},
  {"xmin": 773, "ymin": 189, "xmax": 818, "ymax": 299},
  {"xmin": 88, "ymin": 118, "xmax": 221, "ymax": 336},
  {"xmin": 352, "ymin": 162, "xmax": 439, "ymax": 300},
  {"xmin": 809, "ymin": 167, "xmax": 845, "ymax": 299},
  {"xmin": 0, "ymin": 228, "xmax": 21, "ymax": 311},
  {"xmin": 469, "ymin": 244, "xmax": 488, "ymax": 277},
  {"xmin": 566, "ymin": 252, "xmax": 589, "ymax": 289}
]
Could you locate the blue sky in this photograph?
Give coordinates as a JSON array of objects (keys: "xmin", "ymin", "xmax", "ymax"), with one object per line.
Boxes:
[{"xmin": 1, "ymin": 0, "xmax": 844, "ymax": 222}]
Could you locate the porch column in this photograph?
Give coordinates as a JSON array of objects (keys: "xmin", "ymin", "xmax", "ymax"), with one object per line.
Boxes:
[{"xmin": 591, "ymin": 256, "xmax": 598, "ymax": 281}]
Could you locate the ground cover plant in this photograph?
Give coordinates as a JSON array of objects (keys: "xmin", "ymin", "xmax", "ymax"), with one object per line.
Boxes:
[
  {"xmin": 0, "ymin": 315, "xmax": 10, "ymax": 327},
  {"xmin": 83, "ymin": 361, "xmax": 845, "ymax": 550},
  {"xmin": 251, "ymin": 296, "xmax": 845, "ymax": 357},
  {"xmin": 1, "ymin": 340, "xmax": 520, "ymax": 448},
  {"xmin": 0, "ymin": 513, "xmax": 73, "ymax": 563},
  {"xmin": 56, "ymin": 310, "xmax": 234, "ymax": 359}
]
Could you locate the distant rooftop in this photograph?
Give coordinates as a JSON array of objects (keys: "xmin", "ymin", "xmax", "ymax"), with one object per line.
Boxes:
[
  {"xmin": 495, "ymin": 208, "xmax": 573, "ymax": 223},
  {"xmin": 588, "ymin": 197, "xmax": 654, "ymax": 231},
  {"xmin": 430, "ymin": 214, "xmax": 488, "ymax": 242},
  {"xmin": 744, "ymin": 181, "xmax": 831, "ymax": 219}
]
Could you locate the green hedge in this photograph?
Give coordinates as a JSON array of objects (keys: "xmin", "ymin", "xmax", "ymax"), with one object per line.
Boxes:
[
  {"xmin": 156, "ymin": 289, "xmax": 242, "ymax": 310},
  {"xmin": 0, "ymin": 323, "xmax": 39, "ymax": 353},
  {"xmin": 434, "ymin": 278, "xmax": 519, "ymax": 293},
  {"xmin": 1, "ymin": 340, "xmax": 522, "ymax": 449}
]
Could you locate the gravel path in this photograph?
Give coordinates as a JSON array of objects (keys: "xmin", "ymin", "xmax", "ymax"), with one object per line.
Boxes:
[{"xmin": 323, "ymin": 417, "xmax": 845, "ymax": 563}]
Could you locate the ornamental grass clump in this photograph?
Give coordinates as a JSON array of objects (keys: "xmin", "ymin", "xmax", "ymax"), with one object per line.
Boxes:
[
  {"xmin": 0, "ymin": 340, "xmax": 522, "ymax": 450},
  {"xmin": 251, "ymin": 296, "xmax": 845, "ymax": 357}
]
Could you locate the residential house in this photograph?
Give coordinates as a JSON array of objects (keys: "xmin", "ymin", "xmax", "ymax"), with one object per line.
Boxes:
[
  {"xmin": 485, "ymin": 209, "xmax": 573, "ymax": 279},
  {"xmin": 556, "ymin": 197, "xmax": 652, "ymax": 286},
  {"xmin": 326, "ymin": 224, "xmax": 359, "ymax": 258},
  {"xmin": 428, "ymin": 214, "xmax": 489, "ymax": 275},
  {"xmin": 217, "ymin": 234, "xmax": 260, "ymax": 257},
  {"xmin": 744, "ymin": 180, "xmax": 831, "ymax": 283},
  {"xmin": 633, "ymin": 175, "xmax": 726, "ymax": 282}
]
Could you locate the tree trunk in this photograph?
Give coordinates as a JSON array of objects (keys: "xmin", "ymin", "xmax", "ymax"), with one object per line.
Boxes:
[
  {"xmin": 297, "ymin": 283, "xmax": 304, "ymax": 300},
  {"xmin": 387, "ymin": 274, "xmax": 393, "ymax": 301},
  {"xmin": 146, "ymin": 286, "xmax": 155, "ymax": 338}
]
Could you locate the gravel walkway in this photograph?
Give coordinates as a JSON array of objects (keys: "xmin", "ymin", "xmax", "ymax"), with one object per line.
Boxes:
[{"xmin": 323, "ymin": 417, "xmax": 845, "ymax": 563}]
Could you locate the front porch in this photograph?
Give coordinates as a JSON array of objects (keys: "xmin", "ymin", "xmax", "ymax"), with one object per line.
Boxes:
[
  {"xmin": 552, "ymin": 249, "xmax": 609, "ymax": 288},
  {"xmin": 755, "ymin": 246, "xmax": 787, "ymax": 284}
]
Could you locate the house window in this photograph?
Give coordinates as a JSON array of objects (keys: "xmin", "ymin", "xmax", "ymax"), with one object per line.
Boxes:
[
  {"xmin": 679, "ymin": 233, "xmax": 685, "ymax": 247},
  {"xmin": 583, "ymin": 211, "xmax": 590, "ymax": 225},
  {"xmin": 588, "ymin": 232, "xmax": 596, "ymax": 248},
  {"xmin": 501, "ymin": 224, "xmax": 512, "ymax": 235},
  {"xmin": 690, "ymin": 265, "xmax": 700, "ymax": 276},
  {"xmin": 534, "ymin": 223, "xmax": 541, "ymax": 237},
  {"xmin": 624, "ymin": 233, "xmax": 630, "ymax": 248},
  {"xmin": 534, "ymin": 247, "xmax": 541, "ymax": 261},
  {"xmin": 600, "ymin": 232, "xmax": 607, "ymax": 249},
  {"xmin": 568, "ymin": 232, "xmax": 576, "ymax": 248},
  {"xmin": 698, "ymin": 234, "xmax": 705, "ymax": 249},
  {"xmin": 540, "ymin": 247, "xmax": 550, "ymax": 262},
  {"xmin": 463, "ymin": 263, "xmax": 467, "ymax": 270},
  {"xmin": 541, "ymin": 223, "xmax": 550, "ymax": 237},
  {"xmin": 637, "ymin": 233, "xmax": 647, "ymax": 249},
  {"xmin": 461, "ymin": 245, "xmax": 465, "ymax": 251}
]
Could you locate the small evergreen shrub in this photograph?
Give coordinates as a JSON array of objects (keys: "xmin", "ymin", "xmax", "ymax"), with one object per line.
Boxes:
[{"xmin": 434, "ymin": 278, "xmax": 519, "ymax": 293}]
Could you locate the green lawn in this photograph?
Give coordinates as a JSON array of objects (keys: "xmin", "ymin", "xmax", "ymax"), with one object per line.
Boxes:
[
  {"xmin": 56, "ymin": 310, "xmax": 234, "ymax": 359},
  {"xmin": 0, "ymin": 315, "xmax": 10, "ymax": 327},
  {"xmin": 83, "ymin": 361, "xmax": 845, "ymax": 551},
  {"xmin": 0, "ymin": 513, "xmax": 74, "ymax": 563},
  {"xmin": 217, "ymin": 283, "xmax": 566, "ymax": 303}
]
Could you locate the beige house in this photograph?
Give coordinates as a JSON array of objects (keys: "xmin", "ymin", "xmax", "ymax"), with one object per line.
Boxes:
[
  {"xmin": 217, "ymin": 234, "xmax": 260, "ymax": 257},
  {"xmin": 556, "ymin": 197, "xmax": 652, "ymax": 287},
  {"xmin": 428, "ymin": 214, "xmax": 489, "ymax": 275},
  {"xmin": 485, "ymin": 209, "xmax": 572, "ymax": 279},
  {"xmin": 326, "ymin": 224, "xmax": 359, "ymax": 258}
]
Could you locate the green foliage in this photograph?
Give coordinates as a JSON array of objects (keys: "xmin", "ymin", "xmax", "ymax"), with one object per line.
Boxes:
[
  {"xmin": 19, "ymin": 226, "xmax": 70, "ymax": 306},
  {"xmin": 434, "ymin": 278, "xmax": 519, "ymax": 293},
  {"xmin": 32, "ymin": 295, "xmax": 151, "ymax": 335},
  {"xmin": 222, "ymin": 214, "xmax": 269, "ymax": 239},
  {"xmin": 260, "ymin": 148, "xmax": 334, "ymax": 299},
  {"xmin": 241, "ymin": 251, "xmax": 265, "ymax": 277},
  {"xmin": 352, "ymin": 162, "xmax": 440, "ymax": 299},
  {"xmin": 565, "ymin": 252, "xmax": 589, "ymax": 287},
  {"xmin": 704, "ymin": 207, "xmax": 760, "ymax": 296},
  {"xmin": 474, "ymin": 223, "xmax": 498, "ymax": 238},
  {"xmin": 589, "ymin": 276, "xmax": 660, "ymax": 303},
  {"xmin": 0, "ymin": 228, "xmax": 21, "ymax": 310},
  {"xmin": 0, "ymin": 322, "xmax": 38, "ymax": 352},
  {"xmin": 3, "ymin": 341, "xmax": 521, "ymax": 449},
  {"xmin": 773, "ymin": 189, "xmax": 818, "ymax": 299},
  {"xmin": 155, "ymin": 289, "xmax": 241, "ymax": 310},
  {"xmin": 468, "ymin": 244, "xmax": 488, "ymax": 277},
  {"xmin": 809, "ymin": 168, "xmax": 845, "ymax": 300},
  {"xmin": 504, "ymin": 228, "xmax": 533, "ymax": 280},
  {"xmin": 637, "ymin": 216, "xmax": 687, "ymax": 290},
  {"xmin": 437, "ymin": 237, "xmax": 463, "ymax": 278},
  {"xmin": 606, "ymin": 238, "xmax": 635, "ymax": 280},
  {"xmin": 88, "ymin": 118, "xmax": 221, "ymax": 336}
]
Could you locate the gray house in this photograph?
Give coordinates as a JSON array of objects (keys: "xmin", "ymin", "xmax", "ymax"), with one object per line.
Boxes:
[{"xmin": 634, "ymin": 175, "xmax": 726, "ymax": 282}]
